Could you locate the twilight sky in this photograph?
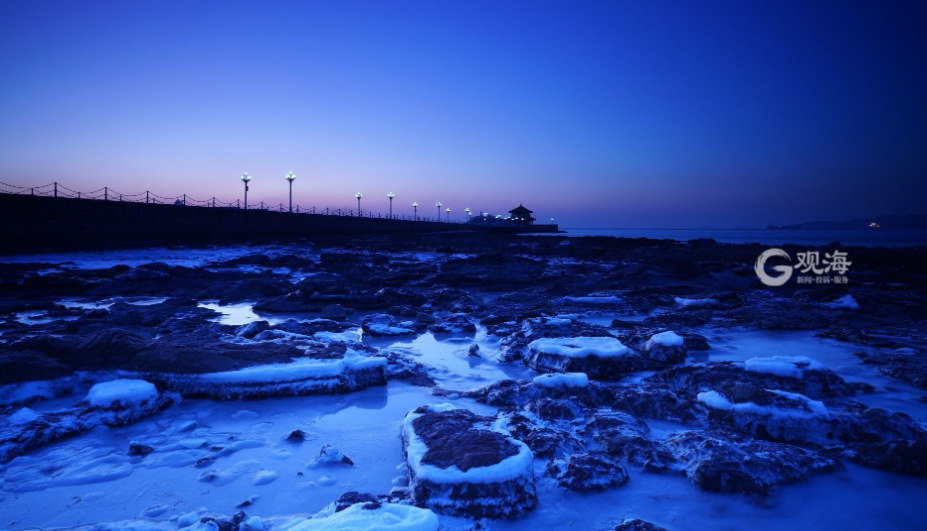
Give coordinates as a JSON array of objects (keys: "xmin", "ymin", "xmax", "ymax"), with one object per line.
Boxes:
[{"xmin": 1, "ymin": 1, "xmax": 925, "ymax": 228}]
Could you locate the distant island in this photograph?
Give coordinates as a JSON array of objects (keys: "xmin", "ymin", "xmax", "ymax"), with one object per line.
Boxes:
[{"xmin": 769, "ymin": 214, "xmax": 927, "ymax": 231}]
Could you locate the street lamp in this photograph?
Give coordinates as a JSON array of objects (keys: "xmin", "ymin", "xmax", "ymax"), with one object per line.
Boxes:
[
  {"xmin": 436, "ymin": 201, "xmax": 442, "ymax": 221},
  {"xmin": 412, "ymin": 201, "xmax": 418, "ymax": 220},
  {"xmin": 285, "ymin": 171, "xmax": 296, "ymax": 213},
  {"xmin": 445, "ymin": 207, "xmax": 451, "ymax": 222},
  {"xmin": 387, "ymin": 192, "xmax": 395, "ymax": 219},
  {"xmin": 241, "ymin": 172, "xmax": 251, "ymax": 209},
  {"xmin": 464, "ymin": 207, "xmax": 471, "ymax": 222},
  {"xmin": 356, "ymin": 192, "xmax": 362, "ymax": 216}
]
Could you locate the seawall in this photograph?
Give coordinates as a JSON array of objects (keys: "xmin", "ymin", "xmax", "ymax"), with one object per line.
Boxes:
[{"xmin": 1, "ymin": 194, "xmax": 559, "ymax": 254}]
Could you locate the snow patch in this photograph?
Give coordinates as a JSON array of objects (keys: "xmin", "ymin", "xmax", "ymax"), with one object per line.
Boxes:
[
  {"xmin": 251, "ymin": 469, "xmax": 278, "ymax": 485},
  {"xmin": 196, "ymin": 352, "xmax": 386, "ymax": 384},
  {"xmin": 647, "ymin": 331, "xmax": 684, "ymax": 347},
  {"xmin": 533, "ymin": 372, "xmax": 589, "ymax": 388},
  {"xmin": 367, "ymin": 322, "xmax": 416, "ymax": 335},
  {"xmin": 285, "ymin": 502, "xmax": 439, "ymax": 531},
  {"xmin": 8, "ymin": 407, "xmax": 40, "ymax": 424},
  {"xmin": 314, "ymin": 330, "xmax": 361, "ymax": 343},
  {"xmin": 563, "ymin": 295, "xmax": 622, "ymax": 303},
  {"xmin": 744, "ymin": 356, "xmax": 824, "ymax": 379},
  {"xmin": 675, "ymin": 297, "xmax": 718, "ymax": 307},
  {"xmin": 698, "ymin": 389, "xmax": 829, "ymax": 418},
  {"xmin": 528, "ymin": 337, "xmax": 628, "ymax": 358},
  {"xmin": 0, "ymin": 377, "xmax": 76, "ymax": 405},
  {"xmin": 85, "ymin": 379, "xmax": 158, "ymax": 407},
  {"xmin": 696, "ymin": 390, "xmax": 734, "ymax": 411},
  {"xmin": 826, "ymin": 294, "xmax": 859, "ymax": 309}
]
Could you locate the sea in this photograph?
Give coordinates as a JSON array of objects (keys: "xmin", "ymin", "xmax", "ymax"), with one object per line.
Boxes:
[{"xmin": 553, "ymin": 228, "xmax": 927, "ymax": 248}]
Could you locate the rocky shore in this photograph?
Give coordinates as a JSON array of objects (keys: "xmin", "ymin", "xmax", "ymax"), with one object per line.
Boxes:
[{"xmin": 1, "ymin": 233, "xmax": 926, "ymax": 530}]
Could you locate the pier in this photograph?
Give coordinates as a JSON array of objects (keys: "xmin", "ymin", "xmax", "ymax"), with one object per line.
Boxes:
[{"xmin": 0, "ymin": 183, "xmax": 559, "ymax": 254}]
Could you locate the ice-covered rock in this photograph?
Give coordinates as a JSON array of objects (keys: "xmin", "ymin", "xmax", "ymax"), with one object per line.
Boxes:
[
  {"xmin": 697, "ymin": 388, "xmax": 830, "ymax": 444},
  {"xmin": 532, "ymin": 372, "xmax": 589, "ymax": 388},
  {"xmin": 530, "ymin": 336, "xmax": 629, "ymax": 358},
  {"xmin": 0, "ymin": 375, "xmax": 78, "ymax": 405},
  {"xmin": 85, "ymin": 379, "xmax": 158, "ymax": 408},
  {"xmin": 235, "ymin": 320, "xmax": 271, "ymax": 339},
  {"xmin": 429, "ymin": 313, "xmax": 476, "ymax": 335},
  {"xmin": 382, "ymin": 351, "xmax": 437, "ymax": 387},
  {"xmin": 615, "ymin": 327, "xmax": 711, "ymax": 352},
  {"xmin": 589, "ymin": 410, "xmax": 676, "ymax": 472},
  {"xmin": 526, "ymin": 337, "xmax": 633, "ymax": 379},
  {"xmin": 130, "ymin": 351, "xmax": 387, "ymax": 399},
  {"xmin": 286, "ymin": 501, "xmax": 439, "ymax": 531},
  {"xmin": 362, "ymin": 314, "xmax": 418, "ymax": 336},
  {"xmin": 528, "ymin": 397, "xmax": 587, "ymax": 421},
  {"xmin": 611, "ymin": 386, "xmax": 701, "ymax": 424},
  {"xmin": 461, "ymin": 377, "xmax": 614, "ymax": 414},
  {"xmin": 675, "ymin": 297, "xmax": 717, "ymax": 307},
  {"xmin": 495, "ymin": 316, "xmax": 615, "ymax": 362},
  {"xmin": 506, "ymin": 412, "xmax": 585, "ymax": 459},
  {"xmin": 641, "ymin": 331, "xmax": 687, "ymax": 364},
  {"xmin": 855, "ymin": 347, "xmax": 927, "ymax": 390},
  {"xmin": 831, "ymin": 403, "xmax": 927, "ymax": 476},
  {"xmin": 563, "ymin": 294, "xmax": 623, "ymax": 304},
  {"xmin": 7, "ymin": 407, "xmax": 40, "ymax": 424},
  {"xmin": 646, "ymin": 361, "xmax": 866, "ymax": 400},
  {"xmin": 826, "ymin": 294, "xmax": 859, "ymax": 309},
  {"xmin": 310, "ymin": 444, "xmax": 355, "ymax": 466},
  {"xmin": 330, "ymin": 491, "xmax": 381, "ymax": 512},
  {"xmin": 401, "ymin": 404, "xmax": 537, "ymax": 519},
  {"xmin": 547, "ymin": 452, "xmax": 630, "ymax": 491},
  {"xmin": 0, "ymin": 381, "xmax": 174, "ymax": 463},
  {"xmin": 744, "ymin": 356, "xmax": 824, "ymax": 379},
  {"xmin": 665, "ymin": 430, "xmax": 842, "ymax": 496}
]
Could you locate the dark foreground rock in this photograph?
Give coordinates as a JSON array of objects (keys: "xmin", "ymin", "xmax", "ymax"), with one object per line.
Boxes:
[{"xmin": 401, "ymin": 404, "xmax": 537, "ymax": 519}]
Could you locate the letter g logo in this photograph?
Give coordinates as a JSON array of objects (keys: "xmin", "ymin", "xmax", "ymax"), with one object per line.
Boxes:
[{"xmin": 755, "ymin": 248, "xmax": 793, "ymax": 287}]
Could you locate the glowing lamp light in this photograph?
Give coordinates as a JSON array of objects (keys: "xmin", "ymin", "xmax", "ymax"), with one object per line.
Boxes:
[
  {"xmin": 285, "ymin": 171, "xmax": 296, "ymax": 213},
  {"xmin": 240, "ymin": 172, "xmax": 251, "ymax": 209}
]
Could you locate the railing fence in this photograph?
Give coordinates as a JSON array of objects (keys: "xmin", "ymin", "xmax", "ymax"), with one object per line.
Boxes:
[{"xmin": 0, "ymin": 181, "xmax": 505, "ymax": 224}]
